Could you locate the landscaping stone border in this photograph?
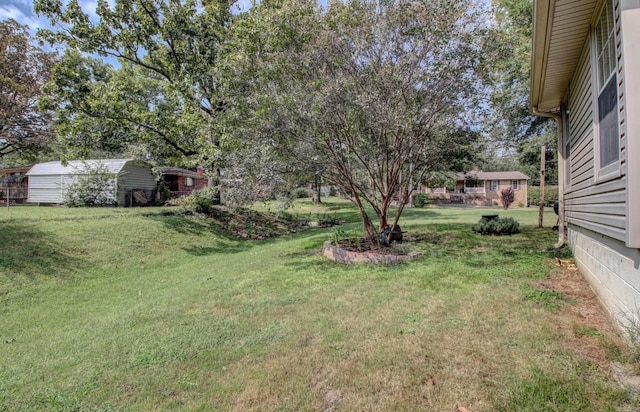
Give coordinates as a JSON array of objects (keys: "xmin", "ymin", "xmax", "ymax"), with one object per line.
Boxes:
[{"xmin": 322, "ymin": 241, "xmax": 420, "ymax": 264}]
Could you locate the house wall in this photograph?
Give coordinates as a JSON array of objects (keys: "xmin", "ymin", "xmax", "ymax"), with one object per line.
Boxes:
[
  {"xmin": 621, "ymin": 1, "xmax": 640, "ymax": 247},
  {"xmin": 569, "ymin": 224, "xmax": 640, "ymax": 331},
  {"xmin": 563, "ymin": 0, "xmax": 640, "ymax": 329},
  {"xmin": 565, "ymin": 0, "xmax": 627, "ymax": 243},
  {"xmin": 485, "ymin": 180, "xmax": 528, "ymax": 207}
]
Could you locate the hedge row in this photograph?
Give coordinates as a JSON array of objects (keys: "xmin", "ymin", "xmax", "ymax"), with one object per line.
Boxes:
[{"xmin": 527, "ymin": 185, "xmax": 558, "ymax": 207}]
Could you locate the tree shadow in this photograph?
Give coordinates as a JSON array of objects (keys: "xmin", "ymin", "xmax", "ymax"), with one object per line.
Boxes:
[
  {"xmin": 0, "ymin": 221, "xmax": 81, "ymax": 283},
  {"xmin": 142, "ymin": 210, "xmax": 229, "ymax": 237},
  {"xmin": 141, "ymin": 210, "xmax": 255, "ymax": 255},
  {"xmin": 182, "ymin": 243, "xmax": 252, "ymax": 256}
]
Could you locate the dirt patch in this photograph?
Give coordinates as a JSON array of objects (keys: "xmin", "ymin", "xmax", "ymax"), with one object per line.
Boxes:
[{"xmin": 536, "ymin": 261, "xmax": 625, "ymax": 370}]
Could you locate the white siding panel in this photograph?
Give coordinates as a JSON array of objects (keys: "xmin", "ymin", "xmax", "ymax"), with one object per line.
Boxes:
[{"xmin": 28, "ymin": 176, "xmax": 67, "ymax": 203}]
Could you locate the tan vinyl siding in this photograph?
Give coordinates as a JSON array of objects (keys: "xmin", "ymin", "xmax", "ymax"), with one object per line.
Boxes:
[
  {"xmin": 569, "ymin": 41, "xmax": 595, "ymax": 191},
  {"xmin": 615, "ymin": 1, "xmax": 627, "ymax": 173},
  {"xmin": 565, "ymin": 0, "xmax": 627, "ymax": 243}
]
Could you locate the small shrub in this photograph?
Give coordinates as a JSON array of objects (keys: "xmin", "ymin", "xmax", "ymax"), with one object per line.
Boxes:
[
  {"xmin": 329, "ymin": 186, "xmax": 337, "ymax": 197},
  {"xmin": 500, "ymin": 187, "xmax": 515, "ymax": 210},
  {"xmin": 169, "ymin": 188, "xmax": 217, "ymax": 214},
  {"xmin": 293, "ymin": 187, "xmax": 311, "ymax": 198},
  {"xmin": 412, "ymin": 193, "xmax": 429, "ymax": 207},
  {"xmin": 318, "ymin": 213, "xmax": 341, "ymax": 227},
  {"xmin": 331, "ymin": 227, "xmax": 350, "ymax": 246},
  {"xmin": 472, "ymin": 217, "xmax": 520, "ymax": 235}
]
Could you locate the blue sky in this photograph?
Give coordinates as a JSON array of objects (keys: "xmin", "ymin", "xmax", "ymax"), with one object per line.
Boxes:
[{"xmin": 0, "ymin": 0, "xmax": 255, "ymax": 36}]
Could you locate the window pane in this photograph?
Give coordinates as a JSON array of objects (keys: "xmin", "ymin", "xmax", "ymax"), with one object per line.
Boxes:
[
  {"xmin": 596, "ymin": 0, "xmax": 616, "ymax": 89},
  {"xmin": 598, "ymin": 76, "xmax": 619, "ymax": 167}
]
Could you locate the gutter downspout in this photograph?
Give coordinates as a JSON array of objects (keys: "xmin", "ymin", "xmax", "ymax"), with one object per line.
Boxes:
[{"xmin": 532, "ymin": 106, "xmax": 565, "ymax": 248}]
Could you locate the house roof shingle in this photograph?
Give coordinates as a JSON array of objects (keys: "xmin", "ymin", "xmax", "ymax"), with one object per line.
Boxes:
[{"xmin": 456, "ymin": 171, "xmax": 530, "ymax": 181}]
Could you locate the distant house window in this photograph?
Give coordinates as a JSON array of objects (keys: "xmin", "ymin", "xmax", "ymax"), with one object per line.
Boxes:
[
  {"xmin": 185, "ymin": 177, "xmax": 194, "ymax": 187},
  {"xmin": 490, "ymin": 180, "xmax": 499, "ymax": 191},
  {"xmin": 511, "ymin": 180, "xmax": 520, "ymax": 190},
  {"xmin": 594, "ymin": 0, "xmax": 619, "ymax": 179}
]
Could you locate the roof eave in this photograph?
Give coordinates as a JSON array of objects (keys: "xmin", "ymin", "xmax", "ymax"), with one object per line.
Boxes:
[
  {"xmin": 530, "ymin": 0, "xmax": 554, "ymax": 113},
  {"xmin": 530, "ymin": 0, "xmax": 600, "ymax": 114}
]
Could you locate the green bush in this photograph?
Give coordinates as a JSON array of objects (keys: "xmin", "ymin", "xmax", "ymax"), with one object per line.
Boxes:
[
  {"xmin": 412, "ymin": 193, "xmax": 429, "ymax": 207},
  {"xmin": 169, "ymin": 188, "xmax": 217, "ymax": 214},
  {"xmin": 317, "ymin": 213, "xmax": 341, "ymax": 227},
  {"xmin": 65, "ymin": 163, "xmax": 118, "ymax": 207},
  {"xmin": 472, "ymin": 217, "xmax": 520, "ymax": 235},
  {"xmin": 528, "ymin": 185, "xmax": 558, "ymax": 207},
  {"xmin": 293, "ymin": 187, "xmax": 311, "ymax": 198}
]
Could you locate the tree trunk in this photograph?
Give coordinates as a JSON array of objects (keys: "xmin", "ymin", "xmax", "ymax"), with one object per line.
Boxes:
[
  {"xmin": 312, "ymin": 173, "xmax": 321, "ymax": 204},
  {"xmin": 351, "ymin": 193, "xmax": 377, "ymax": 242}
]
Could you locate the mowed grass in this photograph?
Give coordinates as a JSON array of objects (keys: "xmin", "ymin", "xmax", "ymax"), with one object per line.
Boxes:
[{"xmin": 0, "ymin": 200, "xmax": 632, "ymax": 411}]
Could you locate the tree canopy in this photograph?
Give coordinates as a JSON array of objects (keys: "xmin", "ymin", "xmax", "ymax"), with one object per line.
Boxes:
[
  {"xmin": 36, "ymin": 0, "xmax": 504, "ymax": 239},
  {"xmin": 35, "ymin": 0, "xmax": 237, "ymax": 164},
  {"xmin": 234, "ymin": 0, "xmax": 487, "ymax": 239},
  {"xmin": 0, "ymin": 19, "xmax": 57, "ymax": 161}
]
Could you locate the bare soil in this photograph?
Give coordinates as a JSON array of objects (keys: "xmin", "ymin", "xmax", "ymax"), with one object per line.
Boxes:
[{"xmin": 536, "ymin": 260, "xmax": 625, "ymax": 370}]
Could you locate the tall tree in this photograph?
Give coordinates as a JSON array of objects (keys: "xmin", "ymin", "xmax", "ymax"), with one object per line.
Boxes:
[
  {"xmin": 485, "ymin": 0, "xmax": 557, "ymax": 184},
  {"xmin": 0, "ymin": 19, "xmax": 57, "ymax": 160},
  {"xmin": 242, "ymin": 0, "xmax": 485, "ymax": 241},
  {"xmin": 35, "ymin": 0, "xmax": 237, "ymax": 164},
  {"xmin": 487, "ymin": 0, "xmax": 551, "ymax": 144}
]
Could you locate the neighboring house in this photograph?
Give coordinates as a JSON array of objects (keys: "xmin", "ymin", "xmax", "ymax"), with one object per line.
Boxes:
[
  {"xmin": 26, "ymin": 159, "xmax": 156, "ymax": 206},
  {"xmin": 455, "ymin": 171, "xmax": 530, "ymax": 207},
  {"xmin": 160, "ymin": 166, "xmax": 208, "ymax": 198},
  {"xmin": 425, "ymin": 171, "xmax": 530, "ymax": 207},
  {"xmin": 531, "ymin": 0, "xmax": 640, "ymax": 329},
  {"xmin": 0, "ymin": 166, "xmax": 30, "ymax": 204}
]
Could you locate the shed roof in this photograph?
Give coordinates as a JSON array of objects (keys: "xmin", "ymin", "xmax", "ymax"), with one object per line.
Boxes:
[
  {"xmin": 0, "ymin": 166, "xmax": 32, "ymax": 175},
  {"xmin": 26, "ymin": 159, "xmax": 140, "ymax": 176},
  {"xmin": 531, "ymin": 0, "xmax": 599, "ymax": 113},
  {"xmin": 456, "ymin": 171, "xmax": 530, "ymax": 181}
]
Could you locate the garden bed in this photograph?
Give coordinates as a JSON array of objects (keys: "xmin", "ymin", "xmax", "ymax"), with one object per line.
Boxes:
[{"xmin": 322, "ymin": 240, "xmax": 420, "ymax": 264}]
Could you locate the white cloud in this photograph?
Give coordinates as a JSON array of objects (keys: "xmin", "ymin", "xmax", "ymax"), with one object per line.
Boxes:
[{"xmin": 0, "ymin": 5, "xmax": 44, "ymax": 31}]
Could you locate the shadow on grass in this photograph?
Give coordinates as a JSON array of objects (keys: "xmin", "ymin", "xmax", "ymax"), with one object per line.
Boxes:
[
  {"xmin": 182, "ymin": 243, "xmax": 251, "ymax": 256},
  {"xmin": 0, "ymin": 221, "xmax": 81, "ymax": 281},
  {"xmin": 142, "ymin": 210, "xmax": 229, "ymax": 237}
]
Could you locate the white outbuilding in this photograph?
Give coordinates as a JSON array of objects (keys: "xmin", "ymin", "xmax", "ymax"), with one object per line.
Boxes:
[{"xmin": 26, "ymin": 159, "xmax": 156, "ymax": 206}]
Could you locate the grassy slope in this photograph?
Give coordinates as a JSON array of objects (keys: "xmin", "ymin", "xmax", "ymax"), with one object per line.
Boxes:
[{"xmin": 0, "ymin": 202, "xmax": 632, "ymax": 411}]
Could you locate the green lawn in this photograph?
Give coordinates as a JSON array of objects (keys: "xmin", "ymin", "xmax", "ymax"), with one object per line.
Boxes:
[{"xmin": 0, "ymin": 201, "xmax": 633, "ymax": 411}]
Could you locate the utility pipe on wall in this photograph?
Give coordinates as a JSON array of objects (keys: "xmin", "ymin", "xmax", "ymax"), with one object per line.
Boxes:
[{"xmin": 532, "ymin": 107, "xmax": 565, "ymax": 248}]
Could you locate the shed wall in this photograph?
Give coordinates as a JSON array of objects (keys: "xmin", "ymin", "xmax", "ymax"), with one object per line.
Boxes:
[
  {"xmin": 117, "ymin": 164, "xmax": 156, "ymax": 206},
  {"xmin": 28, "ymin": 175, "xmax": 77, "ymax": 203}
]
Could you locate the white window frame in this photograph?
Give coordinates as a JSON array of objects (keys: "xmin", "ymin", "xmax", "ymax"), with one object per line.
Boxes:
[
  {"xmin": 185, "ymin": 177, "xmax": 194, "ymax": 187},
  {"xmin": 490, "ymin": 180, "xmax": 499, "ymax": 191},
  {"xmin": 511, "ymin": 180, "xmax": 520, "ymax": 191},
  {"xmin": 592, "ymin": 0, "xmax": 621, "ymax": 182}
]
